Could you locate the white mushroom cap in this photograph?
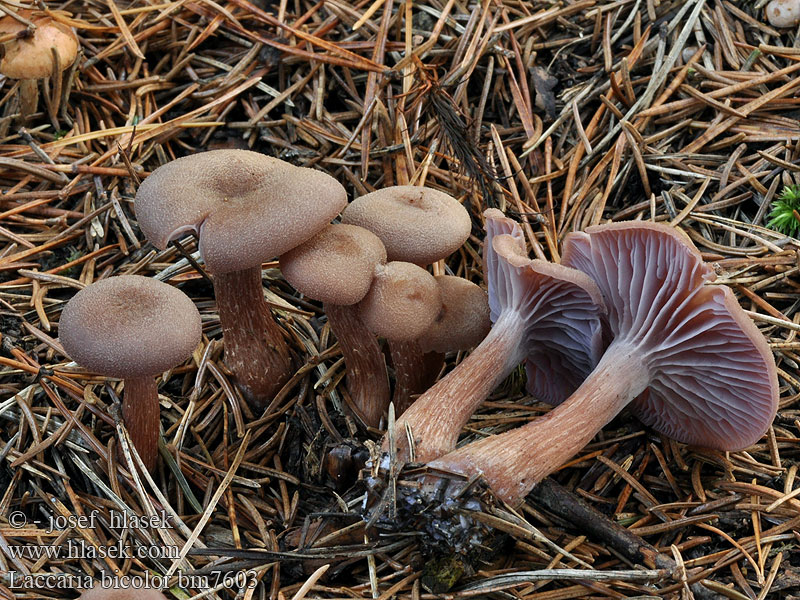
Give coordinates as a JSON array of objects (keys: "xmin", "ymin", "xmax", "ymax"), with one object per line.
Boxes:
[{"xmin": 765, "ymin": 0, "xmax": 800, "ymax": 28}]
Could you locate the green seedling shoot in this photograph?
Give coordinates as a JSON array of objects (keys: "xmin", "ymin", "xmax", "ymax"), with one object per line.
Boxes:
[{"xmin": 767, "ymin": 185, "xmax": 800, "ymax": 238}]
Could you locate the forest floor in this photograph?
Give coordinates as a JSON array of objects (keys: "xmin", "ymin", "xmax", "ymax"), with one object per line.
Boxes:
[{"xmin": 0, "ymin": 0, "xmax": 799, "ymax": 598}]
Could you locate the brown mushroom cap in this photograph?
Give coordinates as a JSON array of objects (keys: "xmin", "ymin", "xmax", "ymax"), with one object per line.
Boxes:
[
  {"xmin": 562, "ymin": 222, "xmax": 779, "ymax": 450},
  {"xmin": 59, "ymin": 275, "xmax": 201, "ymax": 378},
  {"xmin": 134, "ymin": 150, "xmax": 347, "ymax": 274},
  {"xmin": 78, "ymin": 584, "xmax": 167, "ymax": 600},
  {"xmin": 0, "ymin": 13, "xmax": 79, "ymax": 79},
  {"xmin": 358, "ymin": 261, "xmax": 442, "ymax": 340},
  {"xmin": 341, "ymin": 185, "xmax": 471, "ymax": 265},
  {"xmin": 416, "ymin": 275, "xmax": 490, "ymax": 353},
  {"xmin": 280, "ymin": 224, "xmax": 387, "ymax": 305}
]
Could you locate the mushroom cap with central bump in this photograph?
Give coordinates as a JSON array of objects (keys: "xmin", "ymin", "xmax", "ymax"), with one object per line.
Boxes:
[
  {"xmin": 59, "ymin": 275, "xmax": 201, "ymax": 378},
  {"xmin": 134, "ymin": 150, "xmax": 347, "ymax": 274},
  {"xmin": 280, "ymin": 224, "xmax": 387, "ymax": 305},
  {"xmin": 562, "ymin": 221, "xmax": 779, "ymax": 450},
  {"xmin": 0, "ymin": 12, "xmax": 79, "ymax": 80},
  {"xmin": 341, "ymin": 185, "xmax": 471, "ymax": 265}
]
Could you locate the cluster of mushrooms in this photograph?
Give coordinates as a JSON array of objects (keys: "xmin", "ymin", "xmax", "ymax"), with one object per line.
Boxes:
[{"xmin": 59, "ymin": 149, "xmax": 779, "ymax": 513}]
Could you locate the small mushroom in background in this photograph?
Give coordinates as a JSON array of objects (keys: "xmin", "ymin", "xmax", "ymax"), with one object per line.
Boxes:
[
  {"xmin": 390, "ymin": 275, "xmax": 491, "ymax": 416},
  {"xmin": 341, "ymin": 185, "xmax": 472, "ymax": 410},
  {"xmin": 358, "ymin": 261, "xmax": 442, "ymax": 344},
  {"xmin": 280, "ymin": 223, "xmax": 391, "ymax": 427},
  {"xmin": 765, "ymin": 0, "xmax": 800, "ymax": 28},
  {"xmin": 59, "ymin": 275, "xmax": 201, "ymax": 473},
  {"xmin": 356, "ymin": 261, "xmax": 443, "ymax": 422},
  {"xmin": 0, "ymin": 11, "xmax": 79, "ymax": 123},
  {"xmin": 428, "ymin": 221, "xmax": 779, "ymax": 506},
  {"xmin": 134, "ymin": 150, "xmax": 346, "ymax": 408},
  {"xmin": 386, "ymin": 209, "xmax": 607, "ymax": 463},
  {"xmin": 78, "ymin": 583, "xmax": 167, "ymax": 599}
]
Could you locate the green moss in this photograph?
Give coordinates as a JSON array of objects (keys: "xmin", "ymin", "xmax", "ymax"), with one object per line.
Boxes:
[{"xmin": 421, "ymin": 555, "xmax": 467, "ymax": 593}]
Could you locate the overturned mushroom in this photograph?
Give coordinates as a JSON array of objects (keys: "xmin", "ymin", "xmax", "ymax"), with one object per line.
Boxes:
[
  {"xmin": 388, "ymin": 210, "xmax": 606, "ymax": 463},
  {"xmin": 429, "ymin": 221, "xmax": 779, "ymax": 505},
  {"xmin": 59, "ymin": 275, "xmax": 201, "ymax": 472},
  {"xmin": 135, "ymin": 150, "xmax": 346, "ymax": 407}
]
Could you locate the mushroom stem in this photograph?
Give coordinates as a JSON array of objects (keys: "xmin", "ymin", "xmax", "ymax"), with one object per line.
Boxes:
[
  {"xmin": 428, "ymin": 342, "xmax": 649, "ymax": 506},
  {"xmin": 18, "ymin": 79, "xmax": 38, "ymax": 122},
  {"xmin": 326, "ymin": 302, "xmax": 390, "ymax": 428},
  {"xmin": 214, "ymin": 267, "xmax": 293, "ymax": 408},
  {"xmin": 121, "ymin": 375, "xmax": 161, "ymax": 473},
  {"xmin": 391, "ymin": 310, "xmax": 528, "ymax": 462},
  {"xmin": 389, "ymin": 340, "xmax": 444, "ymax": 415}
]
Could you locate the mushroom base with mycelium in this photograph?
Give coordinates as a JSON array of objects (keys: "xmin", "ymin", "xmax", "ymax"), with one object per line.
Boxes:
[{"xmin": 362, "ymin": 462, "xmax": 506, "ymax": 594}]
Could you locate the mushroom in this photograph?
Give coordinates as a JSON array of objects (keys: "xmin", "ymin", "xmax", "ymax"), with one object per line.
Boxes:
[
  {"xmin": 428, "ymin": 221, "xmax": 779, "ymax": 506},
  {"xmin": 358, "ymin": 261, "xmax": 442, "ymax": 342},
  {"xmin": 0, "ymin": 11, "xmax": 79, "ymax": 122},
  {"xmin": 355, "ymin": 260, "xmax": 444, "ymax": 424},
  {"xmin": 280, "ymin": 223, "xmax": 391, "ymax": 427},
  {"xmin": 390, "ymin": 275, "xmax": 491, "ymax": 415},
  {"xmin": 59, "ymin": 275, "xmax": 201, "ymax": 472},
  {"xmin": 341, "ymin": 185, "xmax": 472, "ymax": 265},
  {"xmin": 79, "ymin": 584, "xmax": 167, "ymax": 599},
  {"xmin": 765, "ymin": 0, "xmax": 800, "ymax": 28},
  {"xmin": 342, "ymin": 185, "xmax": 472, "ymax": 408},
  {"xmin": 416, "ymin": 276, "xmax": 491, "ymax": 355},
  {"xmin": 388, "ymin": 209, "xmax": 607, "ymax": 463},
  {"xmin": 134, "ymin": 150, "xmax": 346, "ymax": 407}
]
